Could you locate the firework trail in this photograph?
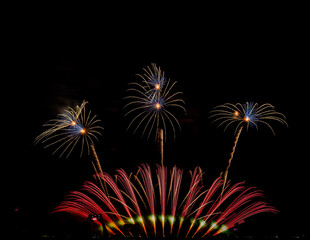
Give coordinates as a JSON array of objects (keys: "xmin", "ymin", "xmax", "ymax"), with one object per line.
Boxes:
[
  {"xmin": 124, "ymin": 63, "xmax": 186, "ymax": 166},
  {"xmin": 210, "ymin": 102, "xmax": 288, "ymax": 194},
  {"xmin": 53, "ymin": 164, "xmax": 277, "ymax": 238},
  {"xmin": 186, "ymin": 177, "xmax": 223, "ymax": 237},
  {"xmin": 177, "ymin": 167, "xmax": 203, "ymax": 237},
  {"xmin": 167, "ymin": 166, "xmax": 183, "ymax": 234},
  {"xmin": 135, "ymin": 164, "xmax": 156, "ymax": 235},
  {"xmin": 116, "ymin": 168, "xmax": 148, "ymax": 235},
  {"xmin": 156, "ymin": 164, "xmax": 167, "ymax": 236}
]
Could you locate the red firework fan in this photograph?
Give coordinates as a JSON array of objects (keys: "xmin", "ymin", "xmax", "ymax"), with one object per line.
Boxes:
[{"xmin": 53, "ymin": 164, "xmax": 278, "ymax": 238}]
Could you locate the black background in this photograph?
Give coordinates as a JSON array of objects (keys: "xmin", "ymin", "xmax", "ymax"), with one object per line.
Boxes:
[{"xmin": 3, "ymin": 4, "xmax": 308, "ymax": 239}]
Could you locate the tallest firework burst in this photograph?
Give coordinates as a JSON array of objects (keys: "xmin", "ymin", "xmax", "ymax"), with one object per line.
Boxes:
[{"xmin": 124, "ymin": 63, "xmax": 186, "ymax": 142}]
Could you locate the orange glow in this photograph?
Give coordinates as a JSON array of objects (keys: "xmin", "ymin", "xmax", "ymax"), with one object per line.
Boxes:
[
  {"xmin": 155, "ymin": 103, "xmax": 161, "ymax": 109},
  {"xmin": 234, "ymin": 111, "xmax": 239, "ymax": 116},
  {"xmin": 80, "ymin": 128, "xmax": 86, "ymax": 134},
  {"xmin": 244, "ymin": 116, "xmax": 250, "ymax": 122},
  {"xmin": 155, "ymin": 84, "xmax": 160, "ymax": 90},
  {"xmin": 71, "ymin": 121, "xmax": 76, "ymax": 126}
]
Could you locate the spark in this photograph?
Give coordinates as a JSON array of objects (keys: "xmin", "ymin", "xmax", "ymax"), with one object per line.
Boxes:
[
  {"xmin": 244, "ymin": 116, "xmax": 250, "ymax": 122},
  {"xmin": 211, "ymin": 221, "xmax": 218, "ymax": 230},
  {"xmin": 136, "ymin": 216, "xmax": 143, "ymax": 223},
  {"xmin": 127, "ymin": 218, "xmax": 135, "ymax": 224},
  {"xmin": 155, "ymin": 102, "xmax": 161, "ymax": 110},
  {"xmin": 199, "ymin": 220, "xmax": 206, "ymax": 227},
  {"xmin": 149, "ymin": 214, "xmax": 156, "ymax": 223},
  {"xmin": 216, "ymin": 225, "xmax": 228, "ymax": 234},
  {"xmin": 168, "ymin": 216, "xmax": 175, "ymax": 225}
]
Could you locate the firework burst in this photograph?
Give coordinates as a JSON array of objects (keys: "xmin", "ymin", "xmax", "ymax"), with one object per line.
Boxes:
[
  {"xmin": 53, "ymin": 164, "xmax": 278, "ymax": 238},
  {"xmin": 35, "ymin": 100, "xmax": 104, "ymax": 159},
  {"xmin": 124, "ymin": 63, "xmax": 186, "ymax": 142},
  {"xmin": 209, "ymin": 102, "xmax": 288, "ymax": 135},
  {"xmin": 209, "ymin": 102, "xmax": 288, "ymax": 194}
]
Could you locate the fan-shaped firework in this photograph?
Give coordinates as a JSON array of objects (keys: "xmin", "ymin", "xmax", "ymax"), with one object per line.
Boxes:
[
  {"xmin": 53, "ymin": 164, "xmax": 277, "ymax": 238},
  {"xmin": 209, "ymin": 102, "xmax": 288, "ymax": 195},
  {"xmin": 35, "ymin": 100, "xmax": 104, "ymax": 158},
  {"xmin": 124, "ymin": 63, "xmax": 186, "ymax": 142},
  {"xmin": 209, "ymin": 102, "xmax": 288, "ymax": 135}
]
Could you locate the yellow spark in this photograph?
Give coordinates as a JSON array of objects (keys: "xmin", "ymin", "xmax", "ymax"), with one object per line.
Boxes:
[
  {"xmin": 155, "ymin": 103, "xmax": 161, "ymax": 109},
  {"xmin": 149, "ymin": 215, "xmax": 156, "ymax": 223}
]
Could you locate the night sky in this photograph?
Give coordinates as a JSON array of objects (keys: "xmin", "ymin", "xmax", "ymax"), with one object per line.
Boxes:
[{"xmin": 3, "ymin": 5, "xmax": 308, "ymax": 238}]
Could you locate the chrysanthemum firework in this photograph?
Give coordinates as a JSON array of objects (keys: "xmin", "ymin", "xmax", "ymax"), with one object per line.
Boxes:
[
  {"xmin": 209, "ymin": 102, "xmax": 288, "ymax": 194},
  {"xmin": 35, "ymin": 100, "xmax": 104, "ymax": 158},
  {"xmin": 53, "ymin": 164, "xmax": 278, "ymax": 238},
  {"xmin": 124, "ymin": 63, "xmax": 186, "ymax": 142}
]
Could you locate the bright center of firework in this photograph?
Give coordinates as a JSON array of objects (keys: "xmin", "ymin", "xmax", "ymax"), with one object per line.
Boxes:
[
  {"xmin": 71, "ymin": 121, "xmax": 76, "ymax": 126},
  {"xmin": 155, "ymin": 84, "xmax": 160, "ymax": 90},
  {"xmin": 80, "ymin": 128, "xmax": 86, "ymax": 134},
  {"xmin": 155, "ymin": 103, "xmax": 161, "ymax": 109},
  {"xmin": 107, "ymin": 222, "xmax": 116, "ymax": 229},
  {"xmin": 211, "ymin": 221, "xmax": 218, "ymax": 229},
  {"xmin": 234, "ymin": 111, "xmax": 239, "ymax": 116},
  {"xmin": 168, "ymin": 216, "xmax": 175, "ymax": 224},
  {"xmin": 200, "ymin": 220, "xmax": 206, "ymax": 227},
  {"xmin": 244, "ymin": 116, "xmax": 250, "ymax": 122},
  {"xmin": 117, "ymin": 220, "xmax": 125, "ymax": 226},
  {"xmin": 136, "ymin": 216, "xmax": 143, "ymax": 223},
  {"xmin": 218, "ymin": 225, "xmax": 228, "ymax": 233},
  {"xmin": 127, "ymin": 218, "xmax": 135, "ymax": 224},
  {"xmin": 148, "ymin": 215, "xmax": 156, "ymax": 223}
]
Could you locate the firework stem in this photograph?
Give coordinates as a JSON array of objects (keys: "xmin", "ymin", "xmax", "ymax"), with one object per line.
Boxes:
[
  {"xmin": 158, "ymin": 128, "xmax": 164, "ymax": 166},
  {"xmin": 221, "ymin": 125, "xmax": 243, "ymax": 196},
  {"xmin": 90, "ymin": 144, "xmax": 103, "ymax": 173},
  {"xmin": 91, "ymin": 161, "xmax": 106, "ymax": 196},
  {"xmin": 90, "ymin": 144, "xmax": 109, "ymax": 196}
]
